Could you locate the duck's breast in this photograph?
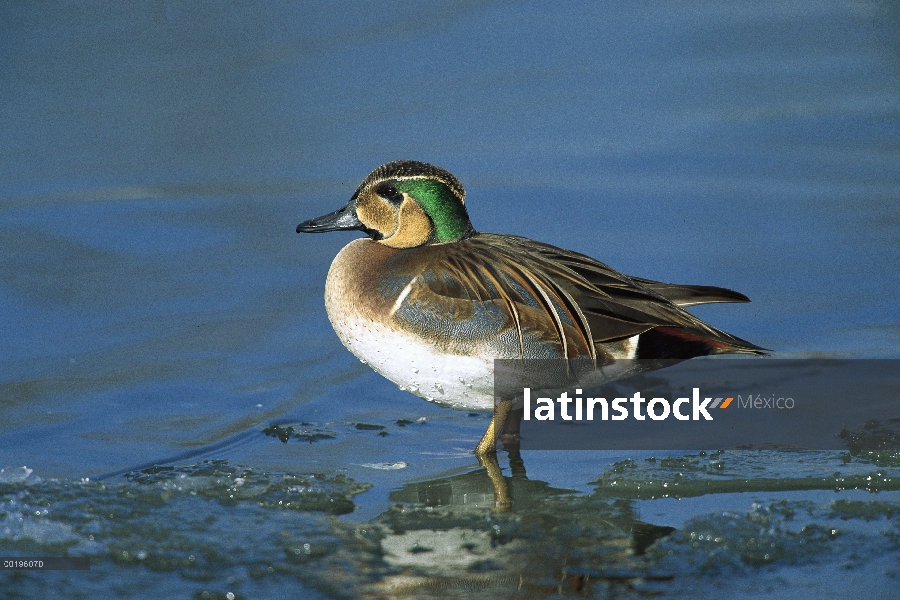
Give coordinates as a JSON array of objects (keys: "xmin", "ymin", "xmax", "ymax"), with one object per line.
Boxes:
[{"xmin": 324, "ymin": 239, "xmax": 496, "ymax": 410}]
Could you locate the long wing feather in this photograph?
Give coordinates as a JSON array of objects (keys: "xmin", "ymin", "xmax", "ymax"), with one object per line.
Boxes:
[{"xmin": 403, "ymin": 233, "xmax": 765, "ymax": 357}]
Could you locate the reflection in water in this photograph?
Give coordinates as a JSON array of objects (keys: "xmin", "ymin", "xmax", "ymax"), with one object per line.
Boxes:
[
  {"xmin": 374, "ymin": 416, "xmax": 900, "ymax": 595},
  {"xmin": 376, "ymin": 449, "xmax": 676, "ymax": 597}
]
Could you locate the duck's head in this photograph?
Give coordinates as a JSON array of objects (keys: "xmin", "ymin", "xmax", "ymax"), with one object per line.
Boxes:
[{"xmin": 296, "ymin": 161, "xmax": 475, "ymax": 248}]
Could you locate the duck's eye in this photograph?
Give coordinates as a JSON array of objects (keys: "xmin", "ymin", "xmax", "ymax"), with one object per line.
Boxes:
[{"xmin": 376, "ymin": 184, "xmax": 404, "ymax": 204}]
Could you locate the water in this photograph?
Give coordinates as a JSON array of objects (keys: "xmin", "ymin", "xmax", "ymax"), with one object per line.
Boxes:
[{"xmin": 1, "ymin": 1, "xmax": 899, "ymax": 597}]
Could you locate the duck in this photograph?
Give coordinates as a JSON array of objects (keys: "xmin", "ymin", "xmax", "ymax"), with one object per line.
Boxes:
[{"xmin": 297, "ymin": 160, "xmax": 765, "ymax": 457}]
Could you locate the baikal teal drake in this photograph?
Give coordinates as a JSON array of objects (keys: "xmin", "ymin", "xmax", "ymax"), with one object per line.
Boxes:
[{"xmin": 297, "ymin": 161, "xmax": 765, "ymax": 457}]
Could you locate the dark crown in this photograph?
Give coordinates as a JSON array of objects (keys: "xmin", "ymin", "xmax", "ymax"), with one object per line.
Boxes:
[{"xmin": 354, "ymin": 161, "xmax": 466, "ymax": 204}]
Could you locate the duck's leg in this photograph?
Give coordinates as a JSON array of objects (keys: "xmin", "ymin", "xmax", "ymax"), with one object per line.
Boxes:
[
  {"xmin": 475, "ymin": 399, "xmax": 514, "ymax": 509},
  {"xmin": 500, "ymin": 407, "xmax": 522, "ymax": 449},
  {"xmin": 501, "ymin": 408, "xmax": 527, "ymax": 479},
  {"xmin": 474, "ymin": 398, "xmax": 513, "ymax": 456}
]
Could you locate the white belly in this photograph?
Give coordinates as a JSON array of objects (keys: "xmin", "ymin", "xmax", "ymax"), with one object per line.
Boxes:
[{"xmin": 326, "ymin": 306, "xmax": 496, "ymax": 411}]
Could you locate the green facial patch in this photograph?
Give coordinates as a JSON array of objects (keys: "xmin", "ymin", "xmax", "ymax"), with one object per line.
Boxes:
[{"xmin": 394, "ymin": 179, "xmax": 473, "ymax": 243}]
